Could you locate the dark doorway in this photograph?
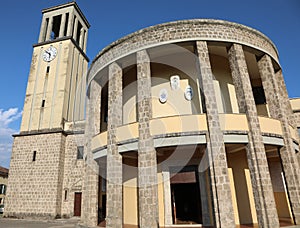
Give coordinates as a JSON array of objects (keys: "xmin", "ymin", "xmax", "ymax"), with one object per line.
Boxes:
[
  {"xmin": 74, "ymin": 192, "xmax": 82, "ymax": 217},
  {"xmin": 170, "ymin": 168, "xmax": 202, "ymax": 224}
]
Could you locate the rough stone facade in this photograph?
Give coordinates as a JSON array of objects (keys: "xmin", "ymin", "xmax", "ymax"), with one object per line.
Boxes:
[
  {"xmin": 106, "ymin": 62, "xmax": 123, "ymax": 228},
  {"xmin": 196, "ymin": 41, "xmax": 235, "ymax": 228},
  {"xmin": 227, "ymin": 44, "xmax": 280, "ymax": 228},
  {"xmin": 5, "ymin": 132, "xmax": 66, "ymax": 218},
  {"xmin": 6, "ymin": 2, "xmax": 300, "ymax": 228},
  {"xmin": 137, "ymin": 50, "xmax": 159, "ymax": 228}
]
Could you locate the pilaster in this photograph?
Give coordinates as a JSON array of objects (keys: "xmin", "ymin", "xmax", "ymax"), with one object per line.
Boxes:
[
  {"xmin": 59, "ymin": 13, "xmax": 67, "ymax": 38},
  {"xmin": 73, "ymin": 17, "xmax": 78, "ymax": 41},
  {"xmin": 196, "ymin": 41, "xmax": 235, "ymax": 228},
  {"xmin": 258, "ymin": 54, "xmax": 300, "ymax": 223},
  {"xmin": 228, "ymin": 43, "xmax": 279, "ymax": 228},
  {"xmin": 106, "ymin": 62, "xmax": 123, "ymax": 228},
  {"xmin": 137, "ymin": 49, "xmax": 159, "ymax": 228},
  {"xmin": 45, "ymin": 16, "xmax": 53, "ymax": 41}
]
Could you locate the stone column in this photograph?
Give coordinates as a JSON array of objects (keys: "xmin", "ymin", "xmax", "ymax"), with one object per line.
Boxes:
[
  {"xmin": 67, "ymin": 13, "xmax": 74, "ymax": 37},
  {"xmin": 137, "ymin": 49, "xmax": 159, "ymax": 228},
  {"xmin": 106, "ymin": 62, "xmax": 123, "ymax": 228},
  {"xmin": 73, "ymin": 17, "xmax": 78, "ymax": 41},
  {"xmin": 227, "ymin": 43, "xmax": 279, "ymax": 228},
  {"xmin": 81, "ymin": 79, "xmax": 101, "ymax": 227},
  {"xmin": 79, "ymin": 28, "xmax": 84, "ymax": 49},
  {"xmin": 275, "ymin": 70, "xmax": 296, "ymax": 127},
  {"xmin": 195, "ymin": 41, "xmax": 235, "ymax": 228},
  {"xmin": 59, "ymin": 13, "xmax": 66, "ymax": 38},
  {"xmin": 45, "ymin": 16, "xmax": 53, "ymax": 41},
  {"xmin": 258, "ymin": 54, "xmax": 300, "ymax": 223},
  {"xmin": 38, "ymin": 17, "xmax": 47, "ymax": 43},
  {"xmin": 83, "ymin": 30, "xmax": 88, "ymax": 53},
  {"xmin": 162, "ymin": 168, "xmax": 172, "ymax": 226}
]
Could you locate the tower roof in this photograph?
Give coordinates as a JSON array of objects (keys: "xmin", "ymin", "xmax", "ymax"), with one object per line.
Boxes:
[{"xmin": 42, "ymin": 1, "xmax": 90, "ymax": 28}]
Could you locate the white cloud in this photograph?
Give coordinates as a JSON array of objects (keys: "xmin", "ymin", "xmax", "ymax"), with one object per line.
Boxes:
[{"xmin": 0, "ymin": 108, "xmax": 22, "ymax": 168}]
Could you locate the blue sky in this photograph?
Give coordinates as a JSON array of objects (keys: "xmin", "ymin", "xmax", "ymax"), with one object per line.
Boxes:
[{"xmin": 0, "ymin": 0, "xmax": 299, "ymax": 168}]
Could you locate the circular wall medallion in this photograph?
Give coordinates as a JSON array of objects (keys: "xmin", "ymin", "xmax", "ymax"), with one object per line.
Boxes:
[
  {"xmin": 170, "ymin": 75, "xmax": 180, "ymax": 90},
  {"xmin": 159, "ymin": 89, "xmax": 168, "ymax": 103},
  {"xmin": 184, "ymin": 85, "xmax": 193, "ymax": 101}
]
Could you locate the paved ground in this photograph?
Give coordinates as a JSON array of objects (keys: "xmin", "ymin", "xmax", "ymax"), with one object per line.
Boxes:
[{"xmin": 0, "ymin": 217, "xmax": 80, "ymax": 228}]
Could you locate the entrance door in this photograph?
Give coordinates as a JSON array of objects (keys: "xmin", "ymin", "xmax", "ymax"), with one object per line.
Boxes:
[
  {"xmin": 170, "ymin": 167, "xmax": 202, "ymax": 224},
  {"xmin": 74, "ymin": 192, "xmax": 82, "ymax": 216}
]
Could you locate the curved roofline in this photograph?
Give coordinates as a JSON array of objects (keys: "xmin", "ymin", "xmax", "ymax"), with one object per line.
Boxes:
[{"xmin": 92, "ymin": 19, "xmax": 278, "ymax": 64}]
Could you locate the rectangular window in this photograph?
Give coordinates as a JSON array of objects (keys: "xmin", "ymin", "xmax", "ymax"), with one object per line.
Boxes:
[
  {"xmin": 33, "ymin": 151, "xmax": 37, "ymax": 161},
  {"xmin": 46, "ymin": 66, "xmax": 50, "ymax": 73},
  {"xmin": 64, "ymin": 189, "xmax": 68, "ymax": 200},
  {"xmin": 77, "ymin": 146, "xmax": 84, "ymax": 159},
  {"xmin": 41, "ymin": 100, "xmax": 45, "ymax": 108},
  {"xmin": 252, "ymin": 86, "xmax": 266, "ymax": 105}
]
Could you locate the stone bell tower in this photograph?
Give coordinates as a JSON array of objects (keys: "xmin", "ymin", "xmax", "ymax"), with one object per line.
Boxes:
[{"xmin": 5, "ymin": 2, "xmax": 89, "ymax": 218}]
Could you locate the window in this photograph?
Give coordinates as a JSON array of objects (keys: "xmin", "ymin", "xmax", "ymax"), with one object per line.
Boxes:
[
  {"xmin": 77, "ymin": 146, "xmax": 84, "ymax": 159},
  {"xmin": 33, "ymin": 151, "xmax": 37, "ymax": 161},
  {"xmin": 252, "ymin": 86, "xmax": 266, "ymax": 105},
  {"xmin": 46, "ymin": 66, "xmax": 50, "ymax": 74},
  {"xmin": 41, "ymin": 100, "xmax": 45, "ymax": 108},
  {"xmin": 64, "ymin": 189, "xmax": 68, "ymax": 200},
  {"xmin": 0, "ymin": 184, "xmax": 6, "ymax": 195}
]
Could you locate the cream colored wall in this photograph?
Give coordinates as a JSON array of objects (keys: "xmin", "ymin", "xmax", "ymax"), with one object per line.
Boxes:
[
  {"xmin": 258, "ymin": 117, "xmax": 283, "ymax": 135},
  {"xmin": 123, "ymin": 177, "xmax": 138, "ymax": 225},
  {"xmin": 210, "ymin": 54, "xmax": 239, "ymax": 114},
  {"xmin": 268, "ymin": 159, "xmax": 293, "ymax": 220},
  {"xmin": 227, "ymin": 150, "xmax": 258, "ymax": 225},
  {"xmin": 290, "ymin": 98, "xmax": 300, "ymax": 112},
  {"xmin": 157, "ymin": 173, "xmax": 165, "ymax": 226},
  {"xmin": 123, "ymin": 68, "xmax": 137, "ymax": 124},
  {"xmin": 151, "ymin": 55, "xmax": 202, "ymax": 118},
  {"xmin": 20, "ymin": 40, "xmax": 88, "ymax": 132},
  {"xmin": 219, "ymin": 114, "xmax": 249, "ymax": 131}
]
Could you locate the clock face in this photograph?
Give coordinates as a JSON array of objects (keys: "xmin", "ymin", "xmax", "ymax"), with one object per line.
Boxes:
[{"xmin": 42, "ymin": 46, "xmax": 57, "ymax": 62}]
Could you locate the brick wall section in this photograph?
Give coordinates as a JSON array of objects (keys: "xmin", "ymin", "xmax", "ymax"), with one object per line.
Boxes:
[
  {"xmin": 196, "ymin": 41, "xmax": 235, "ymax": 228},
  {"xmin": 5, "ymin": 132, "xmax": 66, "ymax": 218},
  {"xmin": 228, "ymin": 43, "xmax": 279, "ymax": 228},
  {"xmin": 275, "ymin": 70, "xmax": 297, "ymax": 127},
  {"xmin": 89, "ymin": 19, "xmax": 279, "ymax": 82},
  {"xmin": 106, "ymin": 62, "xmax": 123, "ymax": 227},
  {"xmin": 258, "ymin": 54, "xmax": 300, "ymax": 223},
  {"xmin": 81, "ymin": 80, "xmax": 101, "ymax": 227},
  {"xmin": 61, "ymin": 134, "xmax": 85, "ymax": 217},
  {"xmin": 137, "ymin": 50, "xmax": 159, "ymax": 227}
]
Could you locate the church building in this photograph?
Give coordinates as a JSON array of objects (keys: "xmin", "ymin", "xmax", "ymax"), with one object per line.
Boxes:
[{"xmin": 4, "ymin": 2, "xmax": 300, "ymax": 228}]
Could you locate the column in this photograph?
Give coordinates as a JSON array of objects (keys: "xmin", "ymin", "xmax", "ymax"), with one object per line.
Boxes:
[
  {"xmin": 227, "ymin": 43, "xmax": 279, "ymax": 228},
  {"xmin": 258, "ymin": 54, "xmax": 300, "ymax": 223},
  {"xmin": 196, "ymin": 41, "xmax": 235, "ymax": 228},
  {"xmin": 67, "ymin": 13, "xmax": 74, "ymax": 36},
  {"xmin": 45, "ymin": 16, "xmax": 53, "ymax": 41},
  {"xmin": 106, "ymin": 62, "xmax": 123, "ymax": 227},
  {"xmin": 73, "ymin": 17, "xmax": 78, "ymax": 41},
  {"xmin": 81, "ymin": 79, "xmax": 101, "ymax": 227},
  {"xmin": 38, "ymin": 17, "xmax": 47, "ymax": 43},
  {"xmin": 137, "ymin": 49, "xmax": 159, "ymax": 228},
  {"xmin": 162, "ymin": 168, "xmax": 172, "ymax": 226},
  {"xmin": 83, "ymin": 30, "xmax": 88, "ymax": 52},
  {"xmin": 59, "ymin": 13, "xmax": 66, "ymax": 38},
  {"xmin": 79, "ymin": 28, "xmax": 84, "ymax": 49}
]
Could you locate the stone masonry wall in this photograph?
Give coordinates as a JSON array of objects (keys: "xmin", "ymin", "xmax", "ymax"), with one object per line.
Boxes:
[
  {"xmin": 89, "ymin": 19, "xmax": 279, "ymax": 82},
  {"xmin": 5, "ymin": 132, "xmax": 66, "ymax": 218},
  {"xmin": 61, "ymin": 133, "xmax": 85, "ymax": 217},
  {"xmin": 228, "ymin": 44, "xmax": 279, "ymax": 228}
]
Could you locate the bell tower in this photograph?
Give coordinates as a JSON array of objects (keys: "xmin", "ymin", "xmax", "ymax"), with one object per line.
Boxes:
[
  {"xmin": 5, "ymin": 2, "xmax": 89, "ymax": 219},
  {"xmin": 21, "ymin": 1, "xmax": 89, "ymax": 132}
]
